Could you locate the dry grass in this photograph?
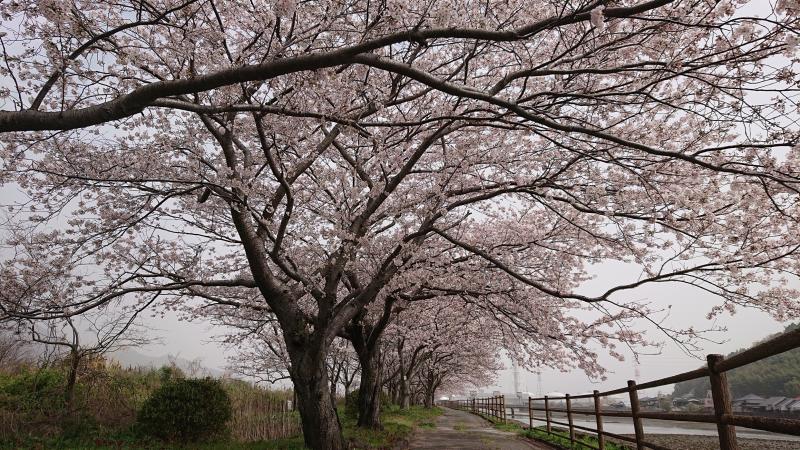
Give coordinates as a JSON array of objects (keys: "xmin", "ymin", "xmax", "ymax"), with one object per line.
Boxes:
[{"xmin": 227, "ymin": 385, "xmax": 301, "ymax": 442}]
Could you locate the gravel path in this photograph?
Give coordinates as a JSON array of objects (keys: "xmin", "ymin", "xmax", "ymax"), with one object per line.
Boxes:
[{"xmin": 408, "ymin": 407, "xmax": 552, "ymax": 449}]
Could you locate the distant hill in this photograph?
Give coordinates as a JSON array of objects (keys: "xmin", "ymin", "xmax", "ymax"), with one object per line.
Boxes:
[
  {"xmin": 108, "ymin": 348, "xmax": 224, "ymax": 377},
  {"xmin": 672, "ymin": 323, "xmax": 800, "ymax": 399}
]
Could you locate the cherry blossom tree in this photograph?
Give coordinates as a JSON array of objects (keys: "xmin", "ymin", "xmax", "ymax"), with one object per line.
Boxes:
[
  {"xmin": 326, "ymin": 338, "xmax": 360, "ymax": 405},
  {"xmin": 0, "ymin": 234, "xmax": 154, "ymax": 408},
  {"xmin": 2, "ymin": 1, "xmax": 800, "ymax": 448},
  {"xmin": 382, "ymin": 301, "xmax": 504, "ymax": 408}
]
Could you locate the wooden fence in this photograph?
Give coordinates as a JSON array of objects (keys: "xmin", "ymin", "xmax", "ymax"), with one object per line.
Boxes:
[
  {"xmin": 441, "ymin": 395, "xmax": 506, "ymax": 423},
  {"xmin": 526, "ymin": 326, "xmax": 800, "ymax": 450}
]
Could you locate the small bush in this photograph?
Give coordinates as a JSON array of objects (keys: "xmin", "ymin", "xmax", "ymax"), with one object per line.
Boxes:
[{"xmin": 136, "ymin": 377, "xmax": 231, "ymax": 443}]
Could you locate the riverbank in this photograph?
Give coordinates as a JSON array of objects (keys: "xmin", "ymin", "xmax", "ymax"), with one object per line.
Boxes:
[{"xmin": 612, "ymin": 434, "xmax": 800, "ymax": 450}]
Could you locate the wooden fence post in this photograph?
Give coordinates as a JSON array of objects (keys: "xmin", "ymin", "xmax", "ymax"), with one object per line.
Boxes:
[
  {"xmin": 594, "ymin": 390, "xmax": 605, "ymax": 450},
  {"xmin": 566, "ymin": 394, "xmax": 575, "ymax": 445},
  {"xmin": 502, "ymin": 395, "xmax": 506, "ymax": 423},
  {"xmin": 628, "ymin": 380, "xmax": 644, "ymax": 450},
  {"xmin": 545, "ymin": 395, "xmax": 552, "ymax": 433},
  {"xmin": 708, "ymin": 354, "xmax": 738, "ymax": 450},
  {"xmin": 528, "ymin": 397, "xmax": 533, "ymax": 430}
]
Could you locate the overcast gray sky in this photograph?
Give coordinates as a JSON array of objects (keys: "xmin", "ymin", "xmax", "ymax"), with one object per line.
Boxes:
[{"xmin": 483, "ymin": 260, "xmax": 797, "ymax": 398}]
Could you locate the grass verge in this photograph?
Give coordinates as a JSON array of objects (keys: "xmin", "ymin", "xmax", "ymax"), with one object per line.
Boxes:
[
  {"xmin": 522, "ymin": 426, "xmax": 631, "ymax": 450},
  {"xmin": 5, "ymin": 405, "xmax": 441, "ymax": 449},
  {"xmin": 6, "ymin": 433, "xmax": 307, "ymax": 450},
  {"xmin": 471, "ymin": 414, "xmax": 630, "ymax": 450},
  {"xmin": 342, "ymin": 404, "xmax": 443, "ymax": 449}
]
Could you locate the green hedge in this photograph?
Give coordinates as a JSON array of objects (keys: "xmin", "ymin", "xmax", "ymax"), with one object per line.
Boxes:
[{"xmin": 137, "ymin": 378, "xmax": 232, "ymax": 443}]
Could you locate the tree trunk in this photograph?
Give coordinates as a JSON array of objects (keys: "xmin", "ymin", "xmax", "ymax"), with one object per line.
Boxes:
[
  {"xmin": 400, "ymin": 373, "xmax": 411, "ymax": 409},
  {"xmin": 423, "ymin": 391, "xmax": 433, "ymax": 408},
  {"xmin": 355, "ymin": 343, "xmax": 382, "ymax": 428},
  {"xmin": 390, "ymin": 381, "xmax": 399, "ymax": 405},
  {"xmin": 287, "ymin": 341, "xmax": 346, "ymax": 450},
  {"xmin": 423, "ymin": 376, "xmax": 437, "ymax": 408},
  {"xmin": 64, "ymin": 350, "xmax": 80, "ymax": 411}
]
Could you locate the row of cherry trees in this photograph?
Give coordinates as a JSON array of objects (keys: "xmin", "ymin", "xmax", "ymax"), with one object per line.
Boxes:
[
  {"xmin": 2, "ymin": 0, "xmax": 800, "ymax": 448},
  {"xmin": 227, "ymin": 295, "xmax": 505, "ymax": 413}
]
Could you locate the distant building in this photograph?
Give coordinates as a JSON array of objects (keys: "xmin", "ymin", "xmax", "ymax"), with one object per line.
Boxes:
[
  {"xmin": 639, "ymin": 396, "xmax": 660, "ymax": 409},
  {"xmin": 672, "ymin": 394, "xmax": 702, "ymax": 409},
  {"xmin": 757, "ymin": 396, "xmax": 789, "ymax": 412},
  {"xmin": 774, "ymin": 397, "xmax": 795, "ymax": 411},
  {"xmin": 732, "ymin": 394, "xmax": 764, "ymax": 412}
]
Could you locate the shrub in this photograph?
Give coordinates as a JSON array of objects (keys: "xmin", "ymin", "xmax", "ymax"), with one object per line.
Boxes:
[
  {"xmin": 136, "ymin": 377, "xmax": 231, "ymax": 443},
  {"xmin": 0, "ymin": 367, "xmax": 66, "ymax": 412}
]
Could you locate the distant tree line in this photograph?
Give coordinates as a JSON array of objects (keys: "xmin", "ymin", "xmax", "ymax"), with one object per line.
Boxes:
[{"xmin": 673, "ymin": 324, "xmax": 800, "ymax": 399}]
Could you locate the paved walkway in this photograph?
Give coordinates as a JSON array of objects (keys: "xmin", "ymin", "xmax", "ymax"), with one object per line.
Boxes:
[{"xmin": 407, "ymin": 407, "xmax": 553, "ymax": 449}]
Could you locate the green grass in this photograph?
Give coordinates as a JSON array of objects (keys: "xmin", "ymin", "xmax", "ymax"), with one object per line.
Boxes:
[
  {"xmin": 4, "ymin": 405, "xmax": 441, "ymax": 450},
  {"xmin": 342, "ymin": 405, "xmax": 442, "ymax": 449},
  {"xmin": 4, "ymin": 433, "xmax": 307, "ymax": 450},
  {"xmin": 522, "ymin": 426, "xmax": 631, "ymax": 450},
  {"xmin": 469, "ymin": 415, "xmax": 629, "ymax": 450}
]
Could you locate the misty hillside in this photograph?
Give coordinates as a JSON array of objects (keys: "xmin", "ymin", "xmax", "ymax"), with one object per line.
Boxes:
[
  {"xmin": 109, "ymin": 348, "xmax": 224, "ymax": 377},
  {"xmin": 672, "ymin": 323, "xmax": 800, "ymax": 399}
]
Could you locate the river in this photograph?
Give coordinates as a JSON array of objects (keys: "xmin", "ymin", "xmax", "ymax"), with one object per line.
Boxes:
[{"xmin": 504, "ymin": 411, "xmax": 800, "ymax": 442}]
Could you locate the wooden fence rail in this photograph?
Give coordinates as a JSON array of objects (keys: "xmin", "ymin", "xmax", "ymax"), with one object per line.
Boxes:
[
  {"xmin": 526, "ymin": 327, "xmax": 800, "ymax": 450},
  {"xmin": 440, "ymin": 395, "xmax": 506, "ymax": 423}
]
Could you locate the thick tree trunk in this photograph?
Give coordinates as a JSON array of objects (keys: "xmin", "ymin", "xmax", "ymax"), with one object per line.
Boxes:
[
  {"xmin": 399, "ymin": 373, "xmax": 411, "ymax": 409},
  {"xmin": 423, "ymin": 376, "xmax": 437, "ymax": 408},
  {"xmin": 355, "ymin": 343, "xmax": 382, "ymax": 428},
  {"xmin": 346, "ymin": 298, "xmax": 396, "ymax": 429},
  {"xmin": 287, "ymin": 342, "xmax": 346, "ymax": 450}
]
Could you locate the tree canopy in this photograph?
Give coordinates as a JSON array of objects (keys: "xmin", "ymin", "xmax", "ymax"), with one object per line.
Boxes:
[{"xmin": 1, "ymin": 1, "xmax": 800, "ymax": 448}]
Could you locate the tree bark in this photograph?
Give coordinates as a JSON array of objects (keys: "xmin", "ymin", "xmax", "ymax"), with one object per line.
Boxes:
[
  {"xmin": 399, "ymin": 372, "xmax": 411, "ymax": 409},
  {"xmin": 346, "ymin": 298, "xmax": 397, "ymax": 429},
  {"xmin": 423, "ymin": 375, "xmax": 440, "ymax": 408},
  {"xmin": 354, "ymin": 341, "xmax": 382, "ymax": 428},
  {"xmin": 423, "ymin": 391, "xmax": 433, "ymax": 408},
  {"xmin": 64, "ymin": 349, "xmax": 80, "ymax": 411},
  {"xmin": 287, "ymin": 339, "xmax": 346, "ymax": 450},
  {"xmin": 329, "ymin": 362, "xmax": 341, "ymax": 407}
]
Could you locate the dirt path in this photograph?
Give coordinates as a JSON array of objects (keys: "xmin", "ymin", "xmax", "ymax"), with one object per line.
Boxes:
[{"xmin": 407, "ymin": 407, "xmax": 553, "ymax": 449}]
